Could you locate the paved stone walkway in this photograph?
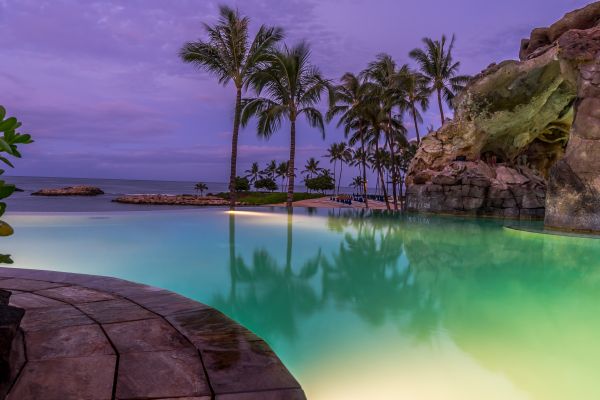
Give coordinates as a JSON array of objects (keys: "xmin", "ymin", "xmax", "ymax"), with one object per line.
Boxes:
[{"xmin": 0, "ymin": 267, "xmax": 305, "ymax": 400}]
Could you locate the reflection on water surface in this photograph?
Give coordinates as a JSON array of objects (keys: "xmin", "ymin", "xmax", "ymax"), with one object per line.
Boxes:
[{"xmin": 5, "ymin": 208, "xmax": 600, "ymax": 399}]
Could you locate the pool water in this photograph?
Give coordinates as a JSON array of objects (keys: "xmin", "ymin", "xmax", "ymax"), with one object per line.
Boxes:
[{"xmin": 4, "ymin": 207, "xmax": 600, "ymax": 400}]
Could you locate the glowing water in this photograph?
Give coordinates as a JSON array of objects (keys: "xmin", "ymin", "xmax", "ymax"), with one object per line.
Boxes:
[{"xmin": 4, "ymin": 208, "xmax": 600, "ymax": 399}]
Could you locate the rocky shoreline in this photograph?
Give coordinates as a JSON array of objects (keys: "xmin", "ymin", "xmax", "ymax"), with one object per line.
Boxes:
[
  {"xmin": 31, "ymin": 185, "xmax": 104, "ymax": 196},
  {"xmin": 112, "ymin": 194, "xmax": 237, "ymax": 206}
]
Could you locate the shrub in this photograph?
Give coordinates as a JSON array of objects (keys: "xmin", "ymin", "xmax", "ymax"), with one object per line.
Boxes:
[
  {"xmin": 254, "ymin": 177, "xmax": 278, "ymax": 192},
  {"xmin": 234, "ymin": 176, "xmax": 250, "ymax": 191}
]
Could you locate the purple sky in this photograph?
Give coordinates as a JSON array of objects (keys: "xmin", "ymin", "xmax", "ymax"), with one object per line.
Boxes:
[{"xmin": 1, "ymin": 0, "xmax": 590, "ymax": 184}]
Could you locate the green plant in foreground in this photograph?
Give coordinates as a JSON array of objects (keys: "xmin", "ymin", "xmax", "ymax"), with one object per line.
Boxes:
[{"xmin": 0, "ymin": 105, "xmax": 34, "ymax": 263}]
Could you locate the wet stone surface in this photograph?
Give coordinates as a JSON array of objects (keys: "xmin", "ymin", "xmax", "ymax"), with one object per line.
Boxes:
[{"xmin": 1, "ymin": 267, "xmax": 304, "ymax": 400}]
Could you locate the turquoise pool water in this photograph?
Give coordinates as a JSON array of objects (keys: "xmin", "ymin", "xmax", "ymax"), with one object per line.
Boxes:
[{"xmin": 4, "ymin": 207, "xmax": 600, "ymax": 399}]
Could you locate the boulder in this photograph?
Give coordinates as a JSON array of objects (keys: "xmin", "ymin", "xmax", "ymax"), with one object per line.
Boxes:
[
  {"xmin": 406, "ymin": 2, "xmax": 600, "ymax": 228},
  {"xmin": 32, "ymin": 185, "xmax": 104, "ymax": 196},
  {"xmin": 0, "ymin": 290, "xmax": 25, "ymax": 398}
]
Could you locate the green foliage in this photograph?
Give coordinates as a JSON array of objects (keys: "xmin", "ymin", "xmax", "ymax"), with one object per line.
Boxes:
[
  {"xmin": 254, "ymin": 177, "xmax": 278, "ymax": 192},
  {"xmin": 234, "ymin": 176, "xmax": 250, "ymax": 191},
  {"xmin": 217, "ymin": 191, "xmax": 322, "ymax": 206},
  {"xmin": 0, "ymin": 106, "xmax": 33, "ymax": 262},
  {"xmin": 304, "ymin": 171, "xmax": 335, "ymax": 193}
]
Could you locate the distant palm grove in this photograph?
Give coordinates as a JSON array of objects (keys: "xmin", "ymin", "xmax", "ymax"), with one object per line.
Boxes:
[{"xmin": 180, "ymin": 5, "xmax": 470, "ymax": 209}]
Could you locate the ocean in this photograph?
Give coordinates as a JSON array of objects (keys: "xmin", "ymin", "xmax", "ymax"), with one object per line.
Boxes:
[{"xmin": 4, "ymin": 176, "xmax": 356, "ymax": 212}]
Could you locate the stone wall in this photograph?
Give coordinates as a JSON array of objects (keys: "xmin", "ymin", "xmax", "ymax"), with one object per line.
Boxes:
[{"xmin": 406, "ymin": 162, "xmax": 545, "ymax": 219}]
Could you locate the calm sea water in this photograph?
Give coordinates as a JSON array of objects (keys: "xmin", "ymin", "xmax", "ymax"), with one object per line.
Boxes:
[
  {"xmin": 5, "ymin": 176, "xmax": 356, "ymax": 212},
  {"xmin": 3, "ymin": 207, "xmax": 600, "ymax": 399}
]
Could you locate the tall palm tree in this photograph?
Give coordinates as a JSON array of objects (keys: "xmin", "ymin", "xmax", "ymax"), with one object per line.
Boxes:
[
  {"xmin": 264, "ymin": 159, "xmax": 277, "ymax": 180},
  {"xmin": 302, "ymin": 157, "xmax": 322, "ymax": 179},
  {"xmin": 409, "ymin": 34, "xmax": 470, "ymax": 125},
  {"xmin": 244, "ymin": 161, "xmax": 261, "ymax": 184},
  {"xmin": 275, "ymin": 161, "xmax": 289, "ymax": 192},
  {"xmin": 327, "ymin": 73, "xmax": 372, "ymax": 208},
  {"xmin": 363, "ymin": 54, "xmax": 405, "ymax": 210},
  {"xmin": 336, "ymin": 142, "xmax": 353, "ymax": 195},
  {"xmin": 241, "ymin": 43, "xmax": 329, "ymax": 207},
  {"xmin": 179, "ymin": 5, "xmax": 283, "ymax": 208},
  {"xmin": 363, "ymin": 104, "xmax": 394, "ymax": 210},
  {"xmin": 350, "ymin": 176, "xmax": 364, "ymax": 191},
  {"xmin": 369, "ymin": 148, "xmax": 391, "ymax": 199},
  {"xmin": 398, "ymin": 68, "xmax": 431, "ymax": 143}
]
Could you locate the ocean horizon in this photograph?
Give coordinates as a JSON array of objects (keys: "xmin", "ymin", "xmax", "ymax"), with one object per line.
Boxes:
[{"xmin": 5, "ymin": 175, "xmax": 361, "ymax": 212}]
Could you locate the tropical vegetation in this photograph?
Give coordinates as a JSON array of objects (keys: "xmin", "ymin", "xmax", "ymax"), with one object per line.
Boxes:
[
  {"xmin": 180, "ymin": 6, "xmax": 283, "ymax": 207},
  {"xmin": 181, "ymin": 5, "xmax": 470, "ymax": 210}
]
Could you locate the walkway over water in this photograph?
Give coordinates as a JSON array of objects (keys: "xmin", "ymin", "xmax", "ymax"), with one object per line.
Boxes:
[{"xmin": 0, "ymin": 267, "xmax": 304, "ymax": 400}]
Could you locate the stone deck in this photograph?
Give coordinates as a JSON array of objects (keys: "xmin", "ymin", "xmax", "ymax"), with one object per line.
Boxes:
[{"xmin": 0, "ymin": 267, "xmax": 305, "ymax": 400}]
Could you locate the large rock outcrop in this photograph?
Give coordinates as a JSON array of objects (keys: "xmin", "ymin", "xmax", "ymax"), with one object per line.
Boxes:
[{"xmin": 407, "ymin": 2, "xmax": 600, "ymax": 231}]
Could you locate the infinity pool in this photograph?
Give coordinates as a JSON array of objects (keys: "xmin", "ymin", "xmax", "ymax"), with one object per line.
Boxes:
[{"xmin": 4, "ymin": 207, "xmax": 600, "ymax": 399}]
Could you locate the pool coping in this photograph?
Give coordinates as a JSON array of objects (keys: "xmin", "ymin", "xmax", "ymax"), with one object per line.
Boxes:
[{"xmin": 0, "ymin": 267, "xmax": 306, "ymax": 400}]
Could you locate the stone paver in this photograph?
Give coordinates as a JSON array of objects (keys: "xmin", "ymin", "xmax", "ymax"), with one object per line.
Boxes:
[
  {"xmin": 116, "ymin": 349, "xmax": 210, "ymax": 399},
  {"xmin": 201, "ymin": 339, "xmax": 300, "ymax": 394},
  {"xmin": 35, "ymin": 285, "xmax": 115, "ymax": 303},
  {"xmin": 0, "ymin": 278, "xmax": 66, "ymax": 292},
  {"xmin": 216, "ymin": 389, "xmax": 307, "ymax": 400},
  {"xmin": 20, "ymin": 304, "xmax": 94, "ymax": 332},
  {"xmin": 9, "ymin": 292, "xmax": 64, "ymax": 309},
  {"xmin": 7, "ymin": 355, "xmax": 116, "ymax": 400},
  {"xmin": 104, "ymin": 318, "xmax": 190, "ymax": 353},
  {"xmin": 0, "ymin": 267, "xmax": 305, "ymax": 400},
  {"xmin": 77, "ymin": 298, "xmax": 156, "ymax": 324},
  {"xmin": 26, "ymin": 324, "xmax": 114, "ymax": 360}
]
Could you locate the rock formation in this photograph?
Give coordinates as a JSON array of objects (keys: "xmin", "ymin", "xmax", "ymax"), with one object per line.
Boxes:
[
  {"xmin": 32, "ymin": 185, "xmax": 104, "ymax": 196},
  {"xmin": 406, "ymin": 2, "xmax": 600, "ymax": 231},
  {"xmin": 112, "ymin": 194, "xmax": 237, "ymax": 206}
]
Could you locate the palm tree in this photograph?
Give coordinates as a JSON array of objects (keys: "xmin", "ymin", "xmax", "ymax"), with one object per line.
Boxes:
[
  {"xmin": 179, "ymin": 6, "xmax": 283, "ymax": 208},
  {"xmin": 327, "ymin": 73, "xmax": 372, "ymax": 208},
  {"xmin": 194, "ymin": 182, "xmax": 208, "ymax": 196},
  {"xmin": 303, "ymin": 157, "xmax": 322, "ymax": 179},
  {"xmin": 264, "ymin": 159, "xmax": 277, "ymax": 180},
  {"xmin": 350, "ymin": 176, "xmax": 364, "ymax": 191},
  {"xmin": 362, "ymin": 54, "xmax": 405, "ymax": 210},
  {"xmin": 244, "ymin": 162, "xmax": 261, "ymax": 184},
  {"xmin": 363, "ymin": 104, "xmax": 393, "ymax": 210},
  {"xmin": 276, "ymin": 161, "xmax": 289, "ymax": 192},
  {"xmin": 241, "ymin": 43, "xmax": 329, "ymax": 207},
  {"xmin": 409, "ymin": 34, "xmax": 470, "ymax": 125},
  {"xmin": 398, "ymin": 68, "xmax": 430, "ymax": 144},
  {"xmin": 369, "ymin": 148, "xmax": 391, "ymax": 201},
  {"xmin": 336, "ymin": 143, "xmax": 353, "ymax": 195}
]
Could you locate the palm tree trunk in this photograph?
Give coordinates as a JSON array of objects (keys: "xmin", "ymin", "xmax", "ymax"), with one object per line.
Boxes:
[
  {"xmin": 385, "ymin": 119, "xmax": 398, "ymax": 211},
  {"xmin": 375, "ymin": 141, "xmax": 391, "ymax": 210},
  {"xmin": 399, "ymin": 174, "xmax": 404, "ymax": 211},
  {"xmin": 337, "ymin": 162, "xmax": 343, "ymax": 195},
  {"xmin": 229, "ymin": 87, "xmax": 242, "ymax": 209},
  {"xmin": 287, "ymin": 119, "xmax": 296, "ymax": 207},
  {"xmin": 360, "ymin": 134, "xmax": 369, "ymax": 209},
  {"xmin": 333, "ymin": 159, "xmax": 337, "ymax": 196},
  {"xmin": 412, "ymin": 103, "xmax": 421, "ymax": 143},
  {"xmin": 436, "ymin": 87, "xmax": 445, "ymax": 126}
]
